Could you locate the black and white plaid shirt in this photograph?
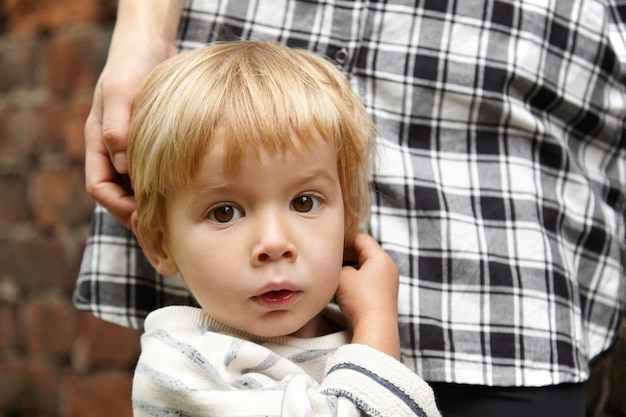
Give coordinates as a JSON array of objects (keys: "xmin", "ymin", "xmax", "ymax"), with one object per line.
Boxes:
[{"xmin": 75, "ymin": 0, "xmax": 626, "ymax": 387}]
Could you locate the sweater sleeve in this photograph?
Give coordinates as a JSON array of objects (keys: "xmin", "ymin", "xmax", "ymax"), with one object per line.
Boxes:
[
  {"xmin": 321, "ymin": 344, "xmax": 442, "ymax": 417},
  {"xmin": 133, "ymin": 307, "xmax": 441, "ymax": 417}
]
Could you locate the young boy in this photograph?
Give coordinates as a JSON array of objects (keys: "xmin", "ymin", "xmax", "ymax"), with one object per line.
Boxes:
[{"xmin": 128, "ymin": 41, "xmax": 441, "ymax": 417}]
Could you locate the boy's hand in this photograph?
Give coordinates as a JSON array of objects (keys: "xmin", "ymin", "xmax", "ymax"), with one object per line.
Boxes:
[{"xmin": 336, "ymin": 233, "xmax": 400, "ymax": 359}]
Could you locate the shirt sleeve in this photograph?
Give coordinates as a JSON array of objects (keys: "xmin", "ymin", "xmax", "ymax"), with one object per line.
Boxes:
[{"xmin": 321, "ymin": 344, "xmax": 442, "ymax": 417}]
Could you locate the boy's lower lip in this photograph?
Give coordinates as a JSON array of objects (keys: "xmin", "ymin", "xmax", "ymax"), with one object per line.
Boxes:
[{"xmin": 253, "ymin": 290, "xmax": 302, "ymax": 309}]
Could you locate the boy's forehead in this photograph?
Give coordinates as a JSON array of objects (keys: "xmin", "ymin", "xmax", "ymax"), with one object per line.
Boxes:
[
  {"xmin": 171, "ymin": 134, "xmax": 341, "ymax": 209},
  {"xmin": 208, "ymin": 126, "xmax": 333, "ymax": 163}
]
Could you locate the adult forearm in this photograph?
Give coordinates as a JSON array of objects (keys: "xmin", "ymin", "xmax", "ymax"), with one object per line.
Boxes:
[{"xmin": 113, "ymin": 0, "xmax": 185, "ymax": 43}]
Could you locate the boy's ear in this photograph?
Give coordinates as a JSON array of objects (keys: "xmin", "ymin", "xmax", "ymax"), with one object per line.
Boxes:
[{"xmin": 130, "ymin": 211, "xmax": 179, "ymax": 276}]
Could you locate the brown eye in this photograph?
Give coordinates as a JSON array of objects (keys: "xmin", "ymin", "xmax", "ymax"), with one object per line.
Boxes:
[
  {"xmin": 291, "ymin": 195, "xmax": 321, "ymax": 213},
  {"xmin": 208, "ymin": 205, "xmax": 242, "ymax": 223}
]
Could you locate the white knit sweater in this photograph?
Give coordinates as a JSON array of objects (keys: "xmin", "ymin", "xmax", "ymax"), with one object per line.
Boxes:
[{"xmin": 132, "ymin": 305, "xmax": 441, "ymax": 417}]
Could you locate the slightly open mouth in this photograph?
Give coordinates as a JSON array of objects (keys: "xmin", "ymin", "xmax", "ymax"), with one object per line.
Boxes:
[
  {"xmin": 253, "ymin": 290, "xmax": 302, "ymax": 309},
  {"xmin": 264, "ymin": 290, "xmax": 293, "ymax": 300}
]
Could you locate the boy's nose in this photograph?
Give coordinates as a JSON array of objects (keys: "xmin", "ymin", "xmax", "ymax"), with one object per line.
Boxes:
[{"xmin": 250, "ymin": 211, "xmax": 297, "ymax": 265}]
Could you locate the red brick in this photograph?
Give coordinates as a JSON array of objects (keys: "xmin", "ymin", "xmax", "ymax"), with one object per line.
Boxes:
[
  {"xmin": 63, "ymin": 226, "xmax": 91, "ymax": 290},
  {"xmin": 0, "ymin": 304, "xmax": 17, "ymax": 354},
  {"xmin": 0, "ymin": 358, "xmax": 60, "ymax": 416},
  {"xmin": 0, "ymin": 39, "xmax": 41, "ymax": 92},
  {"xmin": 0, "ymin": 109, "xmax": 41, "ymax": 160},
  {"xmin": 0, "ymin": 235, "xmax": 67, "ymax": 290},
  {"xmin": 63, "ymin": 371, "xmax": 133, "ymax": 417},
  {"xmin": 29, "ymin": 167, "xmax": 95, "ymax": 227},
  {"xmin": 73, "ymin": 313, "xmax": 140, "ymax": 370},
  {"xmin": 3, "ymin": 0, "xmax": 116, "ymax": 35},
  {"xmin": 44, "ymin": 98, "xmax": 91, "ymax": 160},
  {"xmin": 44, "ymin": 31, "xmax": 100, "ymax": 96},
  {"xmin": 19, "ymin": 296, "xmax": 78, "ymax": 361},
  {"xmin": 0, "ymin": 174, "xmax": 30, "ymax": 224}
]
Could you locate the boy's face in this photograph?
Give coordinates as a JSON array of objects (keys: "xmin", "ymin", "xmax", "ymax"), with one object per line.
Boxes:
[{"xmin": 149, "ymin": 132, "xmax": 345, "ymax": 338}]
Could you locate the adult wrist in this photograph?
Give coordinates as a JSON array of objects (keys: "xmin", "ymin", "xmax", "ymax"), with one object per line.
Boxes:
[{"xmin": 115, "ymin": 0, "xmax": 185, "ymax": 42}]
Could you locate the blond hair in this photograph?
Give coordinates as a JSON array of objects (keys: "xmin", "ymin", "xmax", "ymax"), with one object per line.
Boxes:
[{"xmin": 129, "ymin": 41, "xmax": 375, "ymax": 243}]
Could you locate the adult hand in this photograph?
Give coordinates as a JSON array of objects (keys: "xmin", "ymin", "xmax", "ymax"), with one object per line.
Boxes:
[
  {"xmin": 337, "ymin": 232, "xmax": 400, "ymax": 359},
  {"xmin": 84, "ymin": 0, "xmax": 184, "ymax": 228}
]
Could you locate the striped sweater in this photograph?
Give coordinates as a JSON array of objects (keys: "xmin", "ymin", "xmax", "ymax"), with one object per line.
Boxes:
[{"xmin": 133, "ymin": 305, "xmax": 441, "ymax": 417}]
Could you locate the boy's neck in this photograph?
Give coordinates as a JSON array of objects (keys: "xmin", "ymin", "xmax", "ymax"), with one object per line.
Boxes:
[{"xmin": 289, "ymin": 312, "xmax": 343, "ymax": 338}]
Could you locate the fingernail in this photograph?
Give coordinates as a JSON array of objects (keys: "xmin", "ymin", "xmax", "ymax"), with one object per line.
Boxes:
[{"xmin": 113, "ymin": 152, "xmax": 128, "ymax": 173}]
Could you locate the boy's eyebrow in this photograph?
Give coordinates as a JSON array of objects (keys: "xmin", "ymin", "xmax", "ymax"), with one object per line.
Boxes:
[
  {"xmin": 192, "ymin": 166, "xmax": 339, "ymax": 195},
  {"xmin": 185, "ymin": 178, "xmax": 233, "ymax": 207},
  {"xmin": 286, "ymin": 168, "xmax": 339, "ymax": 189}
]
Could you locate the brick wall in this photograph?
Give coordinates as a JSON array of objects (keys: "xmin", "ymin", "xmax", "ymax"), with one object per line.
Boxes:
[
  {"xmin": 0, "ymin": 1, "xmax": 139, "ymax": 416},
  {"xmin": 0, "ymin": 1, "xmax": 624, "ymax": 417}
]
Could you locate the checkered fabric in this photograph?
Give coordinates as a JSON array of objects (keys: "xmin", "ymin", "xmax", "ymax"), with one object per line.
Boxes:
[{"xmin": 75, "ymin": 0, "xmax": 626, "ymax": 386}]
